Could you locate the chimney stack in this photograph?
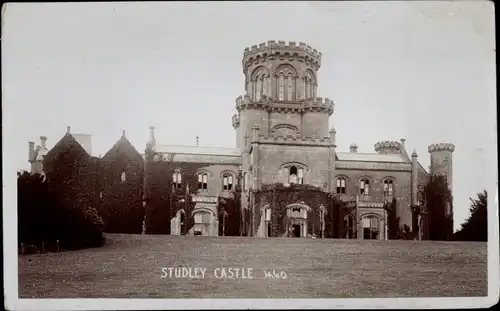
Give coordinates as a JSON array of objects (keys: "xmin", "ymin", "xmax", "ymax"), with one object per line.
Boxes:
[
  {"xmin": 329, "ymin": 128, "xmax": 336, "ymax": 146},
  {"xmin": 67, "ymin": 126, "xmax": 71, "ymax": 134},
  {"xmin": 28, "ymin": 141, "xmax": 35, "ymax": 163},
  {"xmin": 196, "ymin": 136, "xmax": 199, "ymax": 146},
  {"xmin": 350, "ymin": 143, "xmax": 358, "ymax": 153},
  {"xmin": 40, "ymin": 136, "xmax": 47, "ymax": 149}
]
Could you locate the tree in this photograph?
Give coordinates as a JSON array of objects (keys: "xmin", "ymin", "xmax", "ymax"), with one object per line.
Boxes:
[
  {"xmin": 383, "ymin": 197, "xmax": 400, "ymax": 240},
  {"xmin": 453, "ymin": 191, "xmax": 487, "ymax": 242},
  {"xmin": 424, "ymin": 175, "xmax": 453, "ymax": 241},
  {"xmin": 17, "ymin": 170, "xmax": 104, "ymax": 252}
]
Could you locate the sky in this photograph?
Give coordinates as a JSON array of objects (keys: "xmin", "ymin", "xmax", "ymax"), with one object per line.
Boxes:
[{"xmin": 2, "ymin": 1, "xmax": 496, "ymax": 232}]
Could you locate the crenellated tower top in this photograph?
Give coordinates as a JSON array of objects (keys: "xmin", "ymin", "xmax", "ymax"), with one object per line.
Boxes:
[
  {"xmin": 428, "ymin": 143, "xmax": 455, "ymax": 153},
  {"xmin": 242, "ymin": 40, "xmax": 322, "ymax": 71},
  {"xmin": 374, "ymin": 141, "xmax": 402, "ymax": 154}
]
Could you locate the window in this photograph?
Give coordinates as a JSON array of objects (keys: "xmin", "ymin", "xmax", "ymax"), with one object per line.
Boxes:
[
  {"xmin": 362, "ymin": 215, "xmax": 379, "ymax": 240},
  {"xmin": 173, "ymin": 172, "xmax": 182, "ymax": 189},
  {"xmin": 255, "ymin": 78, "xmax": 262, "ymax": 101},
  {"xmin": 286, "ymin": 73, "xmax": 293, "ymax": 101},
  {"xmin": 198, "ymin": 173, "xmax": 208, "ymax": 190},
  {"xmin": 383, "ymin": 180, "xmax": 394, "ymax": 196},
  {"xmin": 278, "ymin": 74, "xmax": 285, "ymax": 100},
  {"xmin": 223, "ymin": 174, "xmax": 233, "ymax": 191},
  {"xmin": 336, "ymin": 178, "xmax": 346, "ymax": 194},
  {"xmin": 121, "ymin": 172, "xmax": 126, "ymax": 183},
  {"xmin": 290, "ymin": 206, "xmax": 307, "ymax": 219},
  {"xmin": 297, "ymin": 168, "xmax": 304, "ymax": 184},
  {"xmin": 289, "ymin": 166, "xmax": 298, "ymax": 184},
  {"xmin": 305, "ymin": 71, "xmax": 315, "ymax": 99},
  {"xmin": 360, "ymin": 178, "xmax": 370, "ymax": 195}
]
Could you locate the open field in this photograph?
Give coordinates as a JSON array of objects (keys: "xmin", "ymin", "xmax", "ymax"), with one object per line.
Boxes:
[{"xmin": 18, "ymin": 234, "xmax": 487, "ymax": 298}]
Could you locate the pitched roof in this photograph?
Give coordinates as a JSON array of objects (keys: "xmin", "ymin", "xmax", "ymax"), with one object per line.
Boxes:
[
  {"xmin": 336, "ymin": 152, "xmax": 407, "ymax": 163},
  {"xmin": 154, "ymin": 144, "xmax": 241, "ymax": 157},
  {"xmin": 102, "ymin": 135, "xmax": 142, "ymax": 161}
]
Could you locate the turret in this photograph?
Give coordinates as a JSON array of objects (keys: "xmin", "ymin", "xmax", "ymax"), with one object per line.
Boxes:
[
  {"xmin": 251, "ymin": 123, "xmax": 260, "ymax": 143},
  {"xmin": 428, "ymin": 143, "xmax": 455, "ymax": 192},
  {"xmin": 349, "ymin": 143, "xmax": 358, "ymax": 153},
  {"xmin": 411, "ymin": 150, "xmax": 418, "ymax": 207},
  {"xmin": 329, "ymin": 128, "xmax": 336, "ymax": 146},
  {"xmin": 374, "ymin": 141, "xmax": 402, "ymax": 154}
]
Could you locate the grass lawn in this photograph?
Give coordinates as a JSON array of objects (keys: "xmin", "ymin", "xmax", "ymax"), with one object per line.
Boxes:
[{"xmin": 18, "ymin": 234, "xmax": 487, "ymax": 298}]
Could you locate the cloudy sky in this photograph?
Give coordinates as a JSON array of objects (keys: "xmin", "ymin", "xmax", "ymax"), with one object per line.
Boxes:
[{"xmin": 3, "ymin": 1, "xmax": 496, "ymax": 231}]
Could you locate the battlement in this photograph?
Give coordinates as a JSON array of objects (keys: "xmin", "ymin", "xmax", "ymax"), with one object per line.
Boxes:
[
  {"xmin": 303, "ymin": 97, "xmax": 334, "ymax": 115},
  {"xmin": 428, "ymin": 143, "xmax": 455, "ymax": 153},
  {"xmin": 235, "ymin": 94, "xmax": 334, "ymax": 115},
  {"xmin": 374, "ymin": 141, "xmax": 402, "ymax": 154},
  {"xmin": 256, "ymin": 133, "xmax": 331, "ymax": 146},
  {"xmin": 231, "ymin": 114, "xmax": 240, "ymax": 129},
  {"xmin": 242, "ymin": 40, "xmax": 322, "ymax": 69}
]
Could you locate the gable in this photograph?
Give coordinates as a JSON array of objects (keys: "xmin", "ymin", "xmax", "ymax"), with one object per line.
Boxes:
[{"xmin": 102, "ymin": 136, "xmax": 143, "ymax": 163}]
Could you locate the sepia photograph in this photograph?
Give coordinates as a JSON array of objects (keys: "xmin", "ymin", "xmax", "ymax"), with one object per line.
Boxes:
[{"xmin": 2, "ymin": 1, "xmax": 498, "ymax": 310}]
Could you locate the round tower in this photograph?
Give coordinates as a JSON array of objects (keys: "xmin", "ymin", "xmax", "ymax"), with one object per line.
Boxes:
[
  {"xmin": 234, "ymin": 40, "xmax": 333, "ymax": 149},
  {"xmin": 428, "ymin": 143, "xmax": 455, "ymax": 192}
]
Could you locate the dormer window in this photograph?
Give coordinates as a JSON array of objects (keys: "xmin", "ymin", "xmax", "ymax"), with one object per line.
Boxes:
[
  {"xmin": 383, "ymin": 180, "xmax": 394, "ymax": 196},
  {"xmin": 173, "ymin": 172, "xmax": 182, "ymax": 189},
  {"xmin": 336, "ymin": 178, "xmax": 346, "ymax": 194},
  {"xmin": 121, "ymin": 172, "xmax": 126, "ymax": 183},
  {"xmin": 288, "ymin": 166, "xmax": 304, "ymax": 185},
  {"xmin": 223, "ymin": 174, "xmax": 233, "ymax": 191},
  {"xmin": 360, "ymin": 178, "xmax": 370, "ymax": 195},
  {"xmin": 198, "ymin": 173, "xmax": 208, "ymax": 190}
]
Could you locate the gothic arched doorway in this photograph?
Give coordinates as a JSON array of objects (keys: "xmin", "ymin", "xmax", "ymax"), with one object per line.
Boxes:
[
  {"xmin": 286, "ymin": 203, "xmax": 310, "ymax": 238},
  {"xmin": 361, "ymin": 214, "xmax": 382, "ymax": 240}
]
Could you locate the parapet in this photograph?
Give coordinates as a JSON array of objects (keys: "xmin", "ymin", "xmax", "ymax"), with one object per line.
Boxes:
[
  {"xmin": 242, "ymin": 40, "xmax": 322, "ymax": 70},
  {"xmin": 257, "ymin": 133, "xmax": 331, "ymax": 146},
  {"xmin": 302, "ymin": 97, "xmax": 334, "ymax": 116},
  {"xmin": 428, "ymin": 143, "xmax": 455, "ymax": 153},
  {"xmin": 374, "ymin": 141, "xmax": 402, "ymax": 154}
]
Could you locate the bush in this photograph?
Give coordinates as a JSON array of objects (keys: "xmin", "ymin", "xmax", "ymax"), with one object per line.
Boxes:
[{"xmin": 17, "ymin": 171, "xmax": 105, "ymax": 253}]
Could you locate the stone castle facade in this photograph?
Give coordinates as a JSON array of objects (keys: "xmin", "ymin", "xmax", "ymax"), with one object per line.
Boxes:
[{"xmin": 27, "ymin": 40, "xmax": 454, "ymax": 240}]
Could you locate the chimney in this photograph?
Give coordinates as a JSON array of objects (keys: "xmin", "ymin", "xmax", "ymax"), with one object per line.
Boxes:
[
  {"xmin": 28, "ymin": 141, "xmax": 35, "ymax": 162},
  {"xmin": 149, "ymin": 126, "xmax": 156, "ymax": 149},
  {"xmin": 196, "ymin": 136, "xmax": 199, "ymax": 146},
  {"xmin": 67, "ymin": 126, "xmax": 71, "ymax": 134},
  {"xmin": 350, "ymin": 143, "xmax": 358, "ymax": 153},
  {"xmin": 122, "ymin": 130, "xmax": 126, "ymax": 138},
  {"xmin": 40, "ymin": 136, "xmax": 47, "ymax": 149},
  {"xmin": 400, "ymin": 138, "xmax": 406, "ymax": 152}
]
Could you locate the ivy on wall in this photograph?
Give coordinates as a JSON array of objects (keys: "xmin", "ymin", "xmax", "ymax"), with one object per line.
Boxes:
[{"xmin": 252, "ymin": 183, "xmax": 334, "ymax": 237}]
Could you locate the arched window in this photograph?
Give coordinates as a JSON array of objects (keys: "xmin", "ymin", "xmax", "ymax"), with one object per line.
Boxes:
[
  {"xmin": 222, "ymin": 173, "xmax": 233, "ymax": 191},
  {"xmin": 360, "ymin": 178, "xmax": 370, "ymax": 195},
  {"xmin": 286, "ymin": 73, "xmax": 294, "ymax": 101},
  {"xmin": 120, "ymin": 172, "xmax": 126, "ymax": 183},
  {"xmin": 336, "ymin": 177, "xmax": 346, "ymax": 194},
  {"xmin": 255, "ymin": 78, "xmax": 262, "ymax": 101},
  {"xmin": 383, "ymin": 179, "xmax": 394, "ymax": 196},
  {"xmin": 198, "ymin": 173, "xmax": 208, "ymax": 190},
  {"xmin": 305, "ymin": 71, "xmax": 316, "ymax": 99},
  {"xmin": 289, "ymin": 166, "xmax": 298, "ymax": 184},
  {"xmin": 173, "ymin": 172, "xmax": 182, "ymax": 188},
  {"xmin": 278, "ymin": 74, "xmax": 285, "ymax": 101}
]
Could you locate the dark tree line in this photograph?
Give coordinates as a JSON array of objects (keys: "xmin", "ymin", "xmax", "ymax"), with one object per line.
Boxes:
[
  {"xmin": 17, "ymin": 171, "xmax": 105, "ymax": 253},
  {"xmin": 453, "ymin": 190, "xmax": 487, "ymax": 242}
]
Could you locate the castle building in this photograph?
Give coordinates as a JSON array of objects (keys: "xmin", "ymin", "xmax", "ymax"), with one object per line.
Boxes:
[{"xmin": 27, "ymin": 40, "xmax": 455, "ymax": 240}]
